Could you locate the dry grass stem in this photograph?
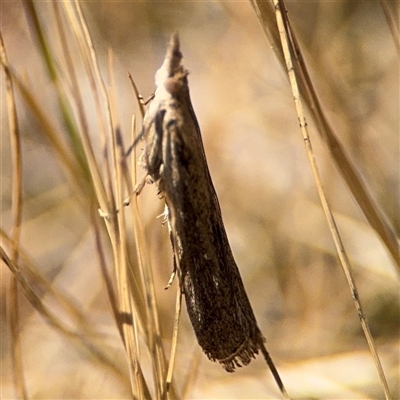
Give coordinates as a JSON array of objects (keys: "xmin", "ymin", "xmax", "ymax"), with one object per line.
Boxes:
[
  {"xmin": 272, "ymin": 1, "xmax": 393, "ymax": 398},
  {"xmin": 251, "ymin": 0, "xmax": 399, "ymax": 269},
  {"xmin": 0, "ymin": 243, "xmax": 128, "ymax": 386},
  {"xmin": 1, "ymin": 29, "xmax": 28, "ymax": 400},
  {"xmin": 379, "ymin": 0, "xmax": 400, "ymax": 56},
  {"xmin": 164, "ymin": 286, "xmax": 182, "ymax": 399}
]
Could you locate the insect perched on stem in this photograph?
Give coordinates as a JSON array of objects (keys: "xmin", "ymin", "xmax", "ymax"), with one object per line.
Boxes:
[{"xmin": 135, "ymin": 34, "xmax": 286, "ymax": 390}]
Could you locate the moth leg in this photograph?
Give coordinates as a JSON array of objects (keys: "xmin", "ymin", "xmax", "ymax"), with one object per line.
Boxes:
[
  {"xmin": 122, "ymin": 177, "xmax": 145, "ymax": 206},
  {"xmin": 144, "ymin": 109, "xmax": 166, "ymax": 181},
  {"xmin": 165, "ymin": 241, "xmax": 178, "ymax": 290},
  {"xmin": 164, "ymin": 204, "xmax": 178, "ymax": 289},
  {"xmin": 164, "ymin": 262, "xmax": 176, "ymax": 290},
  {"xmin": 133, "ymin": 174, "xmax": 150, "ymax": 196},
  {"xmin": 98, "ymin": 207, "xmax": 118, "ymax": 219},
  {"xmin": 127, "ymin": 109, "xmax": 165, "ymax": 202},
  {"xmin": 142, "ymin": 92, "xmax": 155, "ymax": 105},
  {"xmin": 122, "ymin": 172, "xmax": 155, "ymax": 206}
]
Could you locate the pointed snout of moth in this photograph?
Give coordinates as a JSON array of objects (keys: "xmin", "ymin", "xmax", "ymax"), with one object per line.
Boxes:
[{"xmin": 154, "ymin": 33, "xmax": 188, "ymax": 98}]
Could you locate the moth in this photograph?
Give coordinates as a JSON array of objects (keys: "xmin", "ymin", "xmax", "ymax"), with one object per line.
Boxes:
[{"xmin": 136, "ymin": 34, "xmax": 267, "ymax": 373}]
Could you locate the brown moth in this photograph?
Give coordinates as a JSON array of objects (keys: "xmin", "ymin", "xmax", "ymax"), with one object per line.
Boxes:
[{"xmin": 136, "ymin": 33, "xmax": 266, "ymax": 373}]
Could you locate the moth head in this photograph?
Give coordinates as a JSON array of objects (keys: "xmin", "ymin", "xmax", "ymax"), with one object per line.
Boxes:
[{"xmin": 155, "ymin": 33, "xmax": 189, "ymax": 97}]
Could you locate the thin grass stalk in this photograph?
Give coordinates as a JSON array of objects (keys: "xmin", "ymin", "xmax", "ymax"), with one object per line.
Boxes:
[
  {"xmin": 114, "ymin": 62, "xmax": 165, "ymax": 396},
  {"xmin": 128, "ymin": 73, "xmax": 147, "ymax": 119},
  {"xmin": 69, "ymin": 0, "xmax": 118, "ymax": 217},
  {"xmin": 81, "ymin": 50, "xmax": 126, "ymax": 346},
  {"xmin": 57, "ymin": 7, "xmax": 148, "ymax": 395},
  {"xmin": 108, "ymin": 51, "xmax": 152, "ymax": 397},
  {"xmin": 250, "ymin": 0, "xmax": 399, "ymax": 269},
  {"xmin": 0, "ymin": 37, "xmax": 22, "ymax": 270},
  {"xmin": 53, "ymin": 0, "xmax": 109, "ymax": 212},
  {"xmin": 164, "ymin": 285, "xmax": 182, "ymax": 400},
  {"xmin": 61, "ymin": 1, "xmax": 112, "ymax": 214},
  {"xmin": 1, "ymin": 228, "xmax": 97, "ymax": 331},
  {"xmin": 0, "ymin": 227, "xmax": 131, "ymax": 382},
  {"xmin": 125, "ymin": 93, "xmax": 174, "ymax": 397},
  {"xmin": 249, "ymin": 1, "xmax": 283, "ymax": 68},
  {"xmin": 73, "ymin": 0, "xmax": 114, "ymax": 158},
  {"xmin": 22, "ymin": 0, "xmax": 89, "ymax": 179},
  {"xmin": 284, "ymin": 16, "xmax": 400, "ymax": 270},
  {"xmin": 0, "ymin": 245, "xmax": 129, "ymax": 387},
  {"xmin": 62, "ymin": 2, "xmax": 167, "ymax": 395},
  {"xmin": 1, "ymin": 30, "xmax": 28, "ymax": 400},
  {"xmin": 114, "ymin": 123, "xmax": 147, "ymax": 397},
  {"xmin": 0, "ymin": 64, "xmax": 80, "ymax": 183},
  {"xmin": 66, "ymin": 0, "xmax": 151, "ymax": 342},
  {"xmin": 379, "ymin": 0, "xmax": 400, "ymax": 56},
  {"xmin": 8, "ymin": 280, "xmax": 27, "ymax": 400},
  {"xmin": 19, "ymin": 0, "xmax": 98, "ymax": 209},
  {"xmin": 3, "ymin": 2, "xmax": 161, "ymax": 397},
  {"xmin": 273, "ymin": 1, "xmax": 393, "ymax": 398},
  {"xmin": 119, "ymin": 126, "xmax": 169, "ymax": 399},
  {"xmin": 260, "ymin": 344, "xmax": 290, "ymax": 400},
  {"xmin": 58, "ymin": 8, "xmax": 120, "ymax": 308},
  {"xmin": 131, "ymin": 298, "xmax": 146, "ymax": 399},
  {"xmin": 117, "ymin": 189, "xmax": 149, "ymax": 400},
  {"xmin": 53, "ymin": 7, "xmax": 143, "ymax": 393},
  {"xmin": 92, "ymin": 208, "xmax": 125, "ymax": 341}
]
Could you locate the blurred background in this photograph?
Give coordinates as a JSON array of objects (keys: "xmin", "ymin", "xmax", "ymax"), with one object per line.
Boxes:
[{"xmin": 1, "ymin": 1, "xmax": 399, "ymax": 399}]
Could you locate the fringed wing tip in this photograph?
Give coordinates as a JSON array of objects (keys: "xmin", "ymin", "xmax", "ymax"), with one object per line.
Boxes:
[{"xmin": 212, "ymin": 337, "xmax": 263, "ymax": 373}]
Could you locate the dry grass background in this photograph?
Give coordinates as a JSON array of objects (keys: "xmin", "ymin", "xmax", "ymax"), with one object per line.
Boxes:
[{"xmin": 1, "ymin": 1, "xmax": 399, "ymax": 399}]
